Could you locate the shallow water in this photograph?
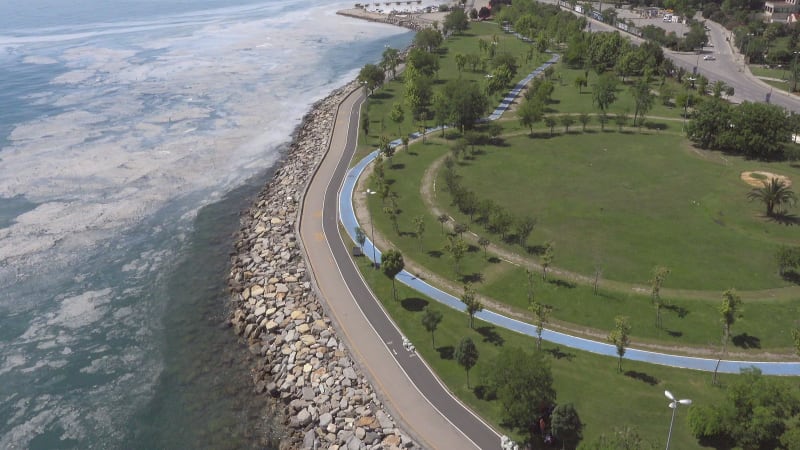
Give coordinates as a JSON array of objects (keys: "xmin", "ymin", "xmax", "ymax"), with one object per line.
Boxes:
[{"xmin": 0, "ymin": 0, "xmax": 413, "ymax": 447}]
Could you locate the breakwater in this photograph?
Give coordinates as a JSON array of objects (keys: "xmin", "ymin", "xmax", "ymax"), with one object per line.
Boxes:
[{"xmin": 228, "ymin": 82, "xmax": 418, "ymax": 449}]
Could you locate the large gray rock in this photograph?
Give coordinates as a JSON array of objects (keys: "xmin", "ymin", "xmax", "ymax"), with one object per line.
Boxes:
[{"xmin": 319, "ymin": 412, "xmax": 333, "ymax": 428}]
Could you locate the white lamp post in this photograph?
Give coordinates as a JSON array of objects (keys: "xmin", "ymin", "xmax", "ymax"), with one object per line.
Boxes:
[
  {"xmin": 664, "ymin": 390, "xmax": 692, "ymax": 450},
  {"xmin": 365, "ymin": 189, "xmax": 377, "ymax": 268}
]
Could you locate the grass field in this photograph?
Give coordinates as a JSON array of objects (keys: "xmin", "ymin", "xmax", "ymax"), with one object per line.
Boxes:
[
  {"xmin": 354, "ymin": 255, "xmax": 739, "ymax": 448},
  {"xmin": 365, "ymin": 131, "xmax": 800, "ymax": 351},
  {"xmin": 343, "ymin": 16, "xmax": 800, "ymax": 449}
]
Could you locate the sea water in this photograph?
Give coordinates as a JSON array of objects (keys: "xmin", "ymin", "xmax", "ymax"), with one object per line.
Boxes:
[{"xmin": 0, "ymin": 1, "xmax": 413, "ymax": 447}]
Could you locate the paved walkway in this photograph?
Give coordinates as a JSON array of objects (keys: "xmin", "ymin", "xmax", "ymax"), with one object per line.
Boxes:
[
  {"xmin": 300, "ymin": 89, "xmax": 501, "ymax": 449},
  {"xmin": 339, "ymin": 59, "xmax": 800, "ymax": 377}
]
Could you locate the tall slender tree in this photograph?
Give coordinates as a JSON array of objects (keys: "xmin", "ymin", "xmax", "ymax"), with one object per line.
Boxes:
[
  {"xmin": 714, "ymin": 289, "xmax": 742, "ymax": 384},
  {"xmin": 528, "ymin": 300, "xmax": 552, "ymax": 351},
  {"xmin": 455, "ymin": 337, "xmax": 479, "ymax": 388},
  {"xmin": 413, "ymin": 215, "xmax": 425, "ymax": 251},
  {"xmin": 649, "ymin": 266, "xmax": 670, "ymax": 329},
  {"xmin": 608, "ymin": 316, "xmax": 631, "ymax": 372},
  {"xmin": 445, "ymin": 235, "xmax": 468, "ymax": 275},
  {"xmin": 461, "ymin": 283, "xmax": 483, "ymax": 329},
  {"xmin": 437, "ymin": 213, "xmax": 449, "ymax": 234},
  {"xmin": 422, "ymin": 307, "xmax": 443, "ymax": 347},
  {"xmin": 381, "ymin": 249, "xmax": 405, "ymax": 301}
]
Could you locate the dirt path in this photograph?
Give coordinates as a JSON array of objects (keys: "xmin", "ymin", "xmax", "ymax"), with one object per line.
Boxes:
[{"xmin": 353, "ymin": 140, "xmax": 798, "ymax": 360}]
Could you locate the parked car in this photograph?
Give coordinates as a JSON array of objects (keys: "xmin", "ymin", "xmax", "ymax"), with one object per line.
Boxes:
[{"xmin": 703, "ymin": 55, "xmax": 716, "ymax": 61}]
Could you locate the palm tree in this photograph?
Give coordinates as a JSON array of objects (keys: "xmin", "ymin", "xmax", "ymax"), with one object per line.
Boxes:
[{"xmin": 746, "ymin": 178, "xmax": 797, "ymax": 217}]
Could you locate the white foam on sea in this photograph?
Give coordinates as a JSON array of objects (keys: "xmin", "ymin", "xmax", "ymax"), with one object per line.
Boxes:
[{"xmin": 0, "ymin": 1, "xmax": 412, "ymax": 446}]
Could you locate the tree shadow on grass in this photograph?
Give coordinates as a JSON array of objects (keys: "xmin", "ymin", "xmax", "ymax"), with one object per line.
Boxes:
[
  {"xmin": 460, "ymin": 272, "xmax": 484, "ymax": 284},
  {"xmin": 488, "ymin": 256, "xmax": 501, "ymax": 264},
  {"xmin": 476, "ymin": 326, "xmax": 504, "ymax": 346},
  {"xmin": 546, "ymin": 278, "xmax": 576, "ymax": 289},
  {"xmin": 545, "ymin": 346, "xmax": 574, "ymax": 360},
  {"xmin": 390, "ymin": 163, "xmax": 405, "ymax": 170},
  {"xmin": 664, "ymin": 303, "xmax": 689, "ymax": 318},
  {"xmin": 427, "ymin": 250, "xmax": 443, "ymax": 258},
  {"xmin": 733, "ymin": 332, "xmax": 761, "ymax": 349},
  {"xmin": 369, "ymin": 92, "xmax": 392, "ymax": 100},
  {"xmin": 528, "ymin": 244, "xmax": 546, "ymax": 255},
  {"xmin": 624, "ymin": 370, "xmax": 660, "ymax": 386},
  {"xmin": 781, "ymin": 270, "xmax": 800, "ymax": 284},
  {"xmin": 473, "ymin": 384, "xmax": 496, "ymax": 400},
  {"xmin": 437, "ymin": 345, "xmax": 454, "ymax": 360},
  {"xmin": 766, "ymin": 212, "xmax": 800, "ymax": 226},
  {"xmin": 401, "ymin": 297, "xmax": 428, "ymax": 312},
  {"xmin": 665, "ymin": 329, "xmax": 684, "ymax": 338},
  {"xmin": 645, "ymin": 122, "xmax": 668, "ymax": 132},
  {"xmin": 467, "ymin": 244, "xmax": 480, "ymax": 253}
]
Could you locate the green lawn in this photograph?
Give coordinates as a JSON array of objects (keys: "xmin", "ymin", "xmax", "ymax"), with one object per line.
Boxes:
[
  {"xmin": 365, "ymin": 131, "xmax": 800, "ymax": 351},
  {"xmin": 354, "ymin": 255, "xmax": 741, "ymax": 449},
  {"xmin": 355, "ymin": 21, "xmax": 549, "ymax": 162},
  {"xmin": 446, "ymin": 132, "xmax": 800, "ymax": 290}
]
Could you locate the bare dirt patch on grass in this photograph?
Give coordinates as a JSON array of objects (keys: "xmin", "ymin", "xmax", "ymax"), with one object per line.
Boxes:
[{"xmin": 740, "ymin": 171, "xmax": 792, "ymax": 188}]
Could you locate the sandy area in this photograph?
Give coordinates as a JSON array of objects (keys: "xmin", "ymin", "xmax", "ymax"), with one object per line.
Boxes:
[{"xmin": 740, "ymin": 171, "xmax": 792, "ymax": 187}]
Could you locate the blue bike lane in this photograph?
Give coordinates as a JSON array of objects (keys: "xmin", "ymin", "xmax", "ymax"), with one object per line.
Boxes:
[{"xmin": 339, "ymin": 56, "xmax": 800, "ymax": 377}]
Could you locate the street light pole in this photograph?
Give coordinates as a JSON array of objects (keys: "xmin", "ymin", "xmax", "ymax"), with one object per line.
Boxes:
[
  {"xmin": 665, "ymin": 390, "xmax": 692, "ymax": 450},
  {"xmin": 365, "ymin": 189, "xmax": 377, "ymax": 268}
]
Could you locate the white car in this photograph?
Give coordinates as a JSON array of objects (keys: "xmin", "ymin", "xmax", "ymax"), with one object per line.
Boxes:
[{"xmin": 703, "ymin": 55, "xmax": 716, "ymax": 61}]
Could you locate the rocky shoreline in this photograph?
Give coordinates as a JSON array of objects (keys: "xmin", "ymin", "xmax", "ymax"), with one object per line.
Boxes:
[{"xmin": 227, "ymin": 81, "xmax": 418, "ymax": 449}]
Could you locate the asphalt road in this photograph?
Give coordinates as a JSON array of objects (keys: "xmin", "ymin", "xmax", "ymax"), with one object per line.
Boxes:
[
  {"xmin": 299, "ymin": 88, "xmax": 501, "ymax": 449},
  {"xmin": 549, "ymin": 1, "xmax": 800, "ymax": 111}
]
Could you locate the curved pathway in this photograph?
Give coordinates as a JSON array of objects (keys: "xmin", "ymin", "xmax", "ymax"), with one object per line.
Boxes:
[
  {"xmin": 339, "ymin": 59, "xmax": 800, "ymax": 377},
  {"xmin": 300, "ymin": 89, "xmax": 501, "ymax": 448}
]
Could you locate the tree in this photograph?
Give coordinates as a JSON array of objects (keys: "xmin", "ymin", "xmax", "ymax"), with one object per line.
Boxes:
[
  {"xmin": 528, "ymin": 300, "xmax": 552, "ymax": 351},
  {"xmin": 445, "ymin": 235, "xmax": 468, "ymax": 275},
  {"xmin": 714, "ymin": 288, "xmax": 742, "ymax": 384},
  {"xmin": 649, "ymin": 266, "xmax": 670, "ymax": 329},
  {"xmin": 544, "ymin": 115, "xmax": 557, "ymax": 136},
  {"xmin": 461, "ymin": 283, "xmax": 483, "ymax": 329},
  {"xmin": 354, "ymin": 226, "xmax": 366, "ymax": 252},
  {"xmin": 515, "ymin": 216, "xmax": 536, "ymax": 248},
  {"xmin": 358, "ymin": 63, "xmax": 384, "ymax": 95},
  {"xmin": 723, "ymin": 102, "xmax": 792, "ymax": 159},
  {"xmin": 481, "ymin": 346, "xmax": 556, "ymax": 438},
  {"xmin": 551, "ymin": 403, "xmax": 583, "ymax": 450},
  {"xmin": 578, "ymin": 112, "xmax": 591, "ymax": 131},
  {"xmin": 478, "ymin": 236, "xmax": 490, "ymax": 258},
  {"xmin": 526, "ymin": 269, "xmax": 535, "ymax": 303},
  {"xmin": 439, "ymin": 80, "xmax": 488, "ymax": 132},
  {"xmin": 379, "ymin": 134, "xmax": 394, "ymax": 165},
  {"xmin": 383, "ymin": 206, "xmax": 399, "ymax": 234},
  {"xmin": 582, "ymin": 426, "xmax": 656, "ymax": 450},
  {"xmin": 592, "ymin": 73, "xmax": 618, "ymax": 115},
  {"xmin": 421, "ymin": 307, "xmax": 443, "ymax": 347},
  {"xmin": 518, "ymin": 98, "xmax": 544, "ymax": 135},
  {"xmin": 463, "ymin": 130, "xmax": 481, "ymax": 156},
  {"xmin": 453, "ymin": 222, "xmax": 468, "ymax": 238},
  {"xmin": 412, "ymin": 215, "xmax": 425, "ymax": 251},
  {"xmin": 381, "ymin": 249, "xmax": 405, "ymax": 301},
  {"xmin": 688, "ymin": 368, "xmax": 800, "ymax": 449},
  {"xmin": 414, "ymin": 28, "xmax": 443, "ymax": 53},
  {"xmin": 389, "ymin": 103, "xmax": 404, "ymax": 137},
  {"xmin": 747, "ymin": 178, "xmax": 797, "ymax": 217},
  {"xmin": 614, "ymin": 112, "xmax": 628, "ymax": 132},
  {"xmin": 455, "ymin": 336, "xmax": 479, "ymax": 387},
  {"xmin": 361, "ymin": 114, "xmax": 370, "ymax": 142},
  {"xmin": 560, "ymin": 114, "xmax": 575, "ymax": 133},
  {"xmin": 381, "ymin": 46, "xmax": 400, "ymax": 78},
  {"xmin": 631, "ymin": 79, "xmax": 654, "ymax": 127},
  {"xmin": 574, "ymin": 75, "xmax": 587, "ymax": 93},
  {"xmin": 444, "ymin": 8, "xmax": 469, "ymax": 35},
  {"xmin": 437, "ymin": 213, "xmax": 449, "ymax": 234},
  {"xmin": 607, "ymin": 315, "xmax": 631, "ymax": 372},
  {"xmin": 686, "ymin": 97, "xmax": 731, "ymax": 149},
  {"xmin": 541, "ymin": 241, "xmax": 554, "ymax": 279}
]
